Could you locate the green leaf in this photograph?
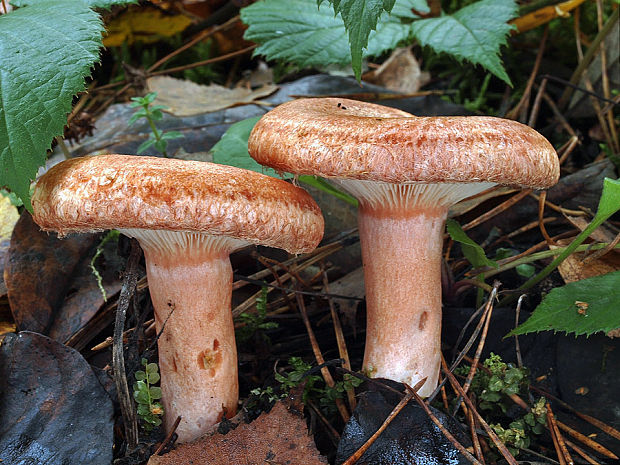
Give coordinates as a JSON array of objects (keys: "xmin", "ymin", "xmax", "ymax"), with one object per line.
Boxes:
[
  {"xmin": 137, "ymin": 138, "xmax": 156, "ymax": 154},
  {"xmin": 149, "ymin": 387, "xmax": 163, "ymax": 400},
  {"xmin": 134, "ymin": 370, "xmax": 146, "ymax": 381},
  {"xmin": 509, "ymin": 271, "xmax": 620, "ymax": 337},
  {"xmin": 0, "ymin": 0, "xmax": 107, "ymax": 209},
  {"xmin": 446, "ymin": 219, "xmax": 498, "ymax": 269},
  {"xmin": 320, "ymin": 0, "xmax": 396, "ymax": 79},
  {"xmin": 410, "ymin": 0, "xmax": 518, "ymax": 85},
  {"xmin": 146, "ymin": 362, "xmax": 159, "ymax": 374},
  {"xmin": 210, "ymin": 116, "xmax": 283, "ymax": 178},
  {"xmin": 516, "ymin": 263, "xmax": 535, "ymax": 278},
  {"xmin": 147, "ymin": 372, "xmax": 160, "ymax": 384},
  {"xmin": 161, "ymin": 131, "xmax": 184, "ymax": 140},
  {"xmin": 298, "ymin": 175, "xmax": 357, "ymax": 206},
  {"xmin": 241, "ymin": 0, "xmax": 414, "ymax": 70}
]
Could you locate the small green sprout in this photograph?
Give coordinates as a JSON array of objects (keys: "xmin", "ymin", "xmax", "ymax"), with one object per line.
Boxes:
[
  {"xmin": 129, "ymin": 92, "xmax": 183, "ymax": 157},
  {"xmin": 235, "ymin": 286, "xmax": 278, "ymax": 343},
  {"xmin": 275, "ymin": 357, "xmax": 362, "ymax": 415},
  {"xmin": 133, "ymin": 358, "xmax": 164, "ymax": 430}
]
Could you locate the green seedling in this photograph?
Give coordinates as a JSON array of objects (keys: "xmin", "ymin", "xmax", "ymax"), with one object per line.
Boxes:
[
  {"xmin": 133, "ymin": 358, "xmax": 164, "ymax": 430},
  {"xmin": 235, "ymin": 286, "xmax": 279, "ymax": 344},
  {"xmin": 455, "ymin": 354, "xmax": 546, "ymax": 456},
  {"xmin": 275, "ymin": 357, "xmax": 362, "ymax": 415},
  {"xmin": 129, "ymin": 92, "xmax": 183, "ymax": 157}
]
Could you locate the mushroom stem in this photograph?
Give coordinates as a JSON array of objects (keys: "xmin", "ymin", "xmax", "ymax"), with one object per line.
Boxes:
[
  {"xmin": 358, "ymin": 206, "xmax": 447, "ymax": 397},
  {"xmin": 123, "ymin": 231, "xmax": 246, "ymax": 443}
]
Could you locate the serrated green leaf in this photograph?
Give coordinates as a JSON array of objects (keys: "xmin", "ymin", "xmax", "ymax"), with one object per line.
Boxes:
[
  {"xmin": 446, "ymin": 219, "xmax": 498, "ymax": 269},
  {"xmin": 134, "ymin": 370, "xmax": 146, "ymax": 381},
  {"xmin": 320, "ymin": 0, "xmax": 396, "ymax": 79},
  {"xmin": 0, "ymin": 0, "xmax": 105, "ymax": 209},
  {"xmin": 0, "ymin": 0, "xmax": 133, "ymax": 209},
  {"xmin": 210, "ymin": 116, "xmax": 283, "ymax": 178},
  {"xmin": 509, "ymin": 271, "xmax": 620, "ymax": 337},
  {"xmin": 241, "ymin": 0, "xmax": 414, "ymax": 70},
  {"xmin": 147, "ymin": 372, "xmax": 160, "ymax": 384},
  {"xmin": 410, "ymin": 0, "xmax": 518, "ymax": 85}
]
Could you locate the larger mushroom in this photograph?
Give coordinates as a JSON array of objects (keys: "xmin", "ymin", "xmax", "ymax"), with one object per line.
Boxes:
[
  {"xmin": 31, "ymin": 154, "xmax": 324, "ymax": 442},
  {"xmin": 248, "ymin": 97, "xmax": 559, "ymax": 396}
]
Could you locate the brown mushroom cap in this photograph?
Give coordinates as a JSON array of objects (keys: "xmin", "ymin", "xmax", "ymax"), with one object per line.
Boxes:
[
  {"xmin": 32, "ymin": 155, "xmax": 324, "ymax": 254},
  {"xmin": 249, "ymin": 97, "xmax": 560, "ymax": 189}
]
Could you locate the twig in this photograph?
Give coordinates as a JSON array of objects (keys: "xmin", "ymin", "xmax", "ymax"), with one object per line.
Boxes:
[
  {"xmin": 411, "ymin": 385, "xmax": 483, "ymax": 465},
  {"xmin": 147, "ymin": 16, "xmax": 241, "ymax": 73},
  {"xmin": 564, "ymin": 439, "xmax": 602, "ymax": 465},
  {"xmin": 557, "ymin": 421, "xmax": 619, "ymax": 460},
  {"xmin": 513, "ymin": 295, "xmax": 526, "ymax": 369},
  {"xmin": 113, "ymin": 239, "xmax": 142, "ymax": 452},
  {"xmin": 557, "ymin": 135, "xmax": 580, "ymax": 165},
  {"xmin": 295, "ymin": 290, "xmax": 350, "ymax": 423},
  {"xmin": 453, "ymin": 283, "xmax": 500, "ymax": 415},
  {"xmin": 538, "ymin": 190, "xmax": 556, "ymax": 245},
  {"xmin": 528, "ymin": 75, "xmax": 547, "ymax": 128},
  {"xmin": 322, "ymin": 271, "xmax": 357, "ymax": 412},
  {"xmin": 149, "ymin": 45, "xmax": 257, "ymax": 77},
  {"xmin": 558, "ymin": 7, "xmax": 619, "ymax": 109},
  {"xmin": 306, "ymin": 400, "xmax": 341, "ymax": 445},
  {"xmin": 546, "ymin": 402, "xmax": 574, "ymax": 465},
  {"xmin": 531, "ymin": 386, "xmax": 620, "ymax": 442},
  {"xmin": 506, "ymin": 25, "xmax": 549, "ymax": 121},
  {"xmin": 460, "ymin": 189, "xmax": 531, "ymax": 233},
  {"xmin": 152, "ymin": 416, "xmax": 182, "ymax": 455},
  {"xmin": 466, "ymin": 397, "xmax": 486, "ymax": 464},
  {"xmin": 341, "ymin": 381, "xmax": 422, "ymax": 465},
  {"xmin": 441, "ymin": 358, "xmax": 519, "ymax": 465}
]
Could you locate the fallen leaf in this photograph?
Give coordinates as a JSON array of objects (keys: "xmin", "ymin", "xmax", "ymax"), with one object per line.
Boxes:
[
  {"xmin": 336, "ymin": 379, "xmax": 471, "ymax": 465},
  {"xmin": 552, "ymin": 238, "xmax": 620, "ymax": 284},
  {"xmin": 0, "ymin": 331, "xmax": 114, "ymax": 464},
  {"xmin": 511, "ymin": 0, "xmax": 588, "ymax": 34},
  {"xmin": 5, "ymin": 212, "xmax": 121, "ymax": 342},
  {"xmin": 363, "ymin": 46, "xmax": 430, "ymax": 93},
  {"xmin": 103, "ymin": 5, "xmax": 193, "ymax": 47},
  {"xmin": 147, "ymin": 76, "xmax": 278, "ymax": 116},
  {"xmin": 0, "ymin": 195, "xmax": 19, "ymax": 242},
  {"xmin": 148, "ymin": 399, "xmax": 328, "ymax": 465}
]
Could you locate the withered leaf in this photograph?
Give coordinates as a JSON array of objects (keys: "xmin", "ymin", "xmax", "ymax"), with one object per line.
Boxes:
[{"xmin": 148, "ymin": 400, "xmax": 328, "ymax": 465}]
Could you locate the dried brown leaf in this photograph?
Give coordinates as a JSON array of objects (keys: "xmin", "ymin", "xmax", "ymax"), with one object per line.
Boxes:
[
  {"xmin": 147, "ymin": 76, "xmax": 278, "ymax": 116},
  {"xmin": 148, "ymin": 401, "xmax": 328, "ymax": 465}
]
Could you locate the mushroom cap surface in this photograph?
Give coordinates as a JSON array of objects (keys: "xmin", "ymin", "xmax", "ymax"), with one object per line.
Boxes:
[
  {"xmin": 32, "ymin": 155, "xmax": 324, "ymax": 254},
  {"xmin": 249, "ymin": 97, "xmax": 560, "ymax": 189}
]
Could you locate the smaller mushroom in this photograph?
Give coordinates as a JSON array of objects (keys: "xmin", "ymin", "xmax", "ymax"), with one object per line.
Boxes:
[
  {"xmin": 249, "ymin": 97, "xmax": 559, "ymax": 396},
  {"xmin": 32, "ymin": 155, "xmax": 324, "ymax": 442}
]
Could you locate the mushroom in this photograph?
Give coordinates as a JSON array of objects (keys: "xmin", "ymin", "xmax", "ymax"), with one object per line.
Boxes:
[
  {"xmin": 248, "ymin": 97, "xmax": 559, "ymax": 396},
  {"xmin": 31, "ymin": 154, "xmax": 324, "ymax": 442}
]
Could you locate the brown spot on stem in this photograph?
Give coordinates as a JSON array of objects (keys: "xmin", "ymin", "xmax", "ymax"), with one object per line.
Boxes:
[
  {"xmin": 419, "ymin": 311, "xmax": 428, "ymax": 330},
  {"xmin": 197, "ymin": 344, "xmax": 223, "ymax": 375},
  {"xmin": 172, "ymin": 358, "xmax": 177, "ymax": 373}
]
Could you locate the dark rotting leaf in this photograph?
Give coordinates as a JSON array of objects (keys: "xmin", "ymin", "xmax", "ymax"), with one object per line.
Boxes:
[
  {"xmin": 0, "ymin": 331, "xmax": 114, "ymax": 465},
  {"xmin": 336, "ymin": 379, "xmax": 471, "ymax": 465}
]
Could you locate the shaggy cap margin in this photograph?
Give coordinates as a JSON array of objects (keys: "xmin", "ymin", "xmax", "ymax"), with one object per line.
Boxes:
[{"xmin": 32, "ymin": 155, "xmax": 324, "ymax": 254}]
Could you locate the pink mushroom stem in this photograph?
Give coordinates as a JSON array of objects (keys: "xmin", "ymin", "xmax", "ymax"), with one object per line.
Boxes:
[
  {"xmin": 358, "ymin": 206, "xmax": 447, "ymax": 397},
  {"xmin": 127, "ymin": 233, "xmax": 245, "ymax": 443}
]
